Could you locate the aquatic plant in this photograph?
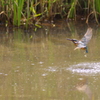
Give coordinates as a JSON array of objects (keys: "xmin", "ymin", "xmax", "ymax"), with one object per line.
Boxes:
[
  {"xmin": 0, "ymin": 0, "xmax": 100, "ymax": 27},
  {"xmin": 13, "ymin": 0, "xmax": 25, "ymax": 26}
]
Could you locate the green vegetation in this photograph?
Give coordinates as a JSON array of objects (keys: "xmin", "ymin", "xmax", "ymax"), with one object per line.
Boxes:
[{"xmin": 0, "ymin": 0, "xmax": 100, "ymax": 27}]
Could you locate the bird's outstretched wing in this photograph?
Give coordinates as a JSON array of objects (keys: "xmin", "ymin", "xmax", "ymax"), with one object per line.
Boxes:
[{"xmin": 81, "ymin": 28, "xmax": 92, "ymax": 45}]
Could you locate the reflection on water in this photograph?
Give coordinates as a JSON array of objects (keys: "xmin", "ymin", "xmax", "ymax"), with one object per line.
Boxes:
[
  {"xmin": 75, "ymin": 79, "xmax": 93, "ymax": 100},
  {"xmin": 0, "ymin": 25, "xmax": 100, "ymax": 100}
]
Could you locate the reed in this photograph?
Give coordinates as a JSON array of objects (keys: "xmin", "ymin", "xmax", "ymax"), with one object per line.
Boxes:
[
  {"xmin": 94, "ymin": 0, "xmax": 100, "ymax": 13},
  {"xmin": 13, "ymin": 0, "xmax": 25, "ymax": 26},
  {"xmin": 67, "ymin": 0, "xmax": 77, "ymax": 19},
  {"xmin": 0, "ymin": 0, "xmax": 100, "ymax": 27},
  {"xmin": 94, "ymin": 0, "xmax": 100, "ymax": 23}
]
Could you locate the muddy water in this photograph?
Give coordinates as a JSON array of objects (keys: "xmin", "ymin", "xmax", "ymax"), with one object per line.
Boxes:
[{"xmin": 0, "ymin": 25, "xmax": 100, "ymax": 100}]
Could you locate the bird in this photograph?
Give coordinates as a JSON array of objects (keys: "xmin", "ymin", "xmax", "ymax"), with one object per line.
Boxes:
[{"xmin": 67, "ymin": 28, "xmax": 92, "ymax": 53}]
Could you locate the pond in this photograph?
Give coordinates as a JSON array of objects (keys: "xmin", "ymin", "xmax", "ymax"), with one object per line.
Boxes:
[{"xmin": 0, "ymin": 21, "xmax": 100, "ymax": 100}]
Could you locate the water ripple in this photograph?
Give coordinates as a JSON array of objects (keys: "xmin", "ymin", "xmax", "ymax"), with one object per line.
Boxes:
[
  {"xmin": 67, "ymin": 62, "xmax": 100, "ymax": 75},
  {"xmin": 45, "ymin": 66, "xmax": 57, "ymax": 72}
]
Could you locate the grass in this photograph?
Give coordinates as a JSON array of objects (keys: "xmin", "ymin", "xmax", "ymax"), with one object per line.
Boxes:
[
  {"xmin": 0, "ymin": 0, "xmax": 100, "ymax": 27},
  {"xmin": 13, "ymin": 0, "xmax": 25, "ymax": 26}
]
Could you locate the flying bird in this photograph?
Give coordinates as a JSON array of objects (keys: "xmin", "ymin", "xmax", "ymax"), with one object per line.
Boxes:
[{"xmin": 67, "ymin": 28, "xmax": 92, "ymax": 53}]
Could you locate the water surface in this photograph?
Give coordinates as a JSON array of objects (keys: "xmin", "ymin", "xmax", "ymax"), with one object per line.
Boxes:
[{"xmin": 0, "ymin": 23, "xmax": 100, "ymax": 100}]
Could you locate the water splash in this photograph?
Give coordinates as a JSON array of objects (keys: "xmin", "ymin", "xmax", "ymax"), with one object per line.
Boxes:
[{"xmin": 67, "ymin": 62, "xmax": 100, "ymax": 75}]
